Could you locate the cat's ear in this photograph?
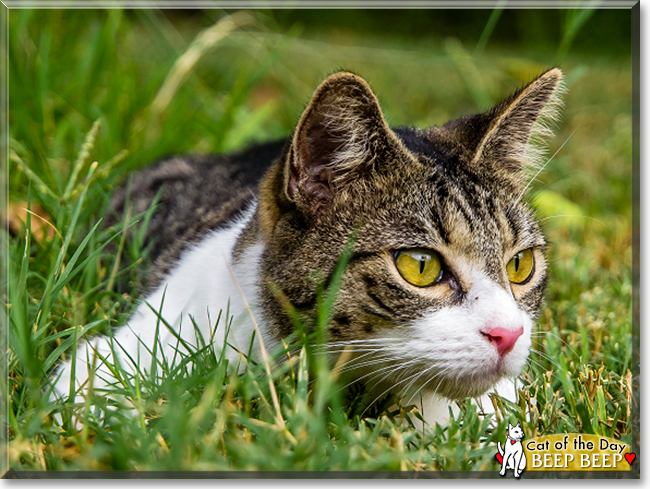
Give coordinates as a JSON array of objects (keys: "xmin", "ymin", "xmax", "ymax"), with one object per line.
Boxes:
[
  {"xmin": 469, "ymin": 68, "xmax": 564, "ymax": 184},
  {"xmin": 284, "ymin": 71, "xmax": 402, "ymax": 217}
]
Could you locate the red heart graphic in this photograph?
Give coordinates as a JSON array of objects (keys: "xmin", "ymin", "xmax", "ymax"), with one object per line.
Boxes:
[
  {"xmin": 496, "ymin": 453, "xmax": 503, "ymax": 464},
  {"xmin": 511, "ymin": 439, "xmax": 516, "ymax": 445},
  {"xmin": 625, "ymin": 453, "xmax": 636, "ymax": 464}
]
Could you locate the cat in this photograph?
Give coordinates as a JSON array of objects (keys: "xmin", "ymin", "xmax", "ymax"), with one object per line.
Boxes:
[
  {"xmin": 497, "ymin": 422, "xmax": 527, "ymax": 478},
  {"xmin": 53, "ymin": 68, "xmax": 564, "ymax": 428}
]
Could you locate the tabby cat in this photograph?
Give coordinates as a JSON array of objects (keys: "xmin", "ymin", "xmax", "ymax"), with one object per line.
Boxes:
[{"xmin": 54, "ymin": 69, "xmax": 564, "ymax": 426}]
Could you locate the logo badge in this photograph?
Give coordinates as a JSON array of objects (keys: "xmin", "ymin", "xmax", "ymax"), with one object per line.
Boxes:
[{"xmin": 523, "ymin": 433, "xmax": 634, "ymax": 471}]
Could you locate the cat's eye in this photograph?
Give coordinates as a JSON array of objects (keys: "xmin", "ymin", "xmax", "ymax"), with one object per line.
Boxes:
[
  {"xmin": 507, "ymin": 249, "xmax": 535, "ymax": 284},
  {"xmin": 394, "ymin": 249, "xmax": 442, "ymax": 287}
]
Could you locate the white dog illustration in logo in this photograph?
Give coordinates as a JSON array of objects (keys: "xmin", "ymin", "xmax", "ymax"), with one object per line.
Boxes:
[{"xmin": 496, "ymin": 423, "xmax": 527, "ymax": 478}]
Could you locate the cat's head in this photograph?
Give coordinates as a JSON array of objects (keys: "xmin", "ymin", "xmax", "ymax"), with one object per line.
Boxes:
[
  {"xmin": 257, "ymin": 69, "xmax": 564, "ymax": 400},
  {"xmin": 508, "ymin": 423, "xmax": 525, "ymax": 441}
]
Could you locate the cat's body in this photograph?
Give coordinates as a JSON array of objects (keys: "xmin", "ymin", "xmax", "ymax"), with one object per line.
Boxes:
[
  {"xmin": 54, "ymin": 70, "xmax": 564, "ymax": 428},
  {"xmin": 498, "ymin": 423, "xmax": 527, "ymax": 478},
  {"xmin": 108, "ymin": 141, "xmax": 285, "ymax": 287}
]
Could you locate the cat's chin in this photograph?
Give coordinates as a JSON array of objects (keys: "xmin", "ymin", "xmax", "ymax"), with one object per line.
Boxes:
[
  {"xmin": 419, "ymin": 374, "xmax": 508, "ymax": 401},
  {"xmin": 411, "ymin": 358, "xmax": 524, "ymax": 401}
]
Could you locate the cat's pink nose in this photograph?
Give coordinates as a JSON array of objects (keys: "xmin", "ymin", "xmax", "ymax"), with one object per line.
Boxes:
[{"xmin": 481, "ymin": 326, "xmax": 523, "ymax": 357}]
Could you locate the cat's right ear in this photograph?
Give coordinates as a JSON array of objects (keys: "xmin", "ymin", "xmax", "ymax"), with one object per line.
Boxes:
[{"xmin": 283, "ymin": 72, "xmax": 402, "ymax": 220}]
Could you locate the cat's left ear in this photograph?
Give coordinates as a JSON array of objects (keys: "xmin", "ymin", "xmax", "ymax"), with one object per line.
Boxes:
[
  {"xmin": 284, "ymin": 71, "xmax": 403, "ymax": 219},
  {"xmin": 470, "ymin": 68, "xmax": 564, "ymax": 184}
]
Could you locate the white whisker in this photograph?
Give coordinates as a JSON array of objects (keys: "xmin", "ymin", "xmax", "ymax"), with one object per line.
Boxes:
[
  {"xmin": 507, "ymin": 126, "xmax": 577, "ymax": 217},
  {"xmin": 533, "ymin": 214, "xmax": 610, "ymax": 229},
  {"xmin": 408, "ymin": 366, "xmax": 454, "ymax": 407}
]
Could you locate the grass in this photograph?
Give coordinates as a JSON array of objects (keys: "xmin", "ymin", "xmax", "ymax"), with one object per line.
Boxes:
[{"xmin": 2, "ymin": 9, "xmax": 635, "ymax": 474}]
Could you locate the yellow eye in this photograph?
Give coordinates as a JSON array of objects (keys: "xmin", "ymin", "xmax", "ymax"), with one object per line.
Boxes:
[
  {"xmin": 394, "ymin": 249, "xmax": 442, "ymax": 287},
  {"xmin": 507, "ymin": 249, "xmax": 535, "ymax": 284}
]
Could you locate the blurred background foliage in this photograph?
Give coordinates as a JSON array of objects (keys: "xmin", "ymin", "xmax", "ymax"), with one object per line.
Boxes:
[
  {"xmin": 7, "ymin": 8, "xmax": 632, "ymax": 213},
  {"xmin": 4, "ymin": 7, "xmax": 635, "ymax": 473}
]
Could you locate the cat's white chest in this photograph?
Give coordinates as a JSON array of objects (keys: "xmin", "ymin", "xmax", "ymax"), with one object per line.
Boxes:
[
  {"xmin": 123, "ymin": 211, "xmax": 266, "ymax": 363},
  {"xmin": 54, "ymin": 209, "xmax": 267, "ymax": 400}
]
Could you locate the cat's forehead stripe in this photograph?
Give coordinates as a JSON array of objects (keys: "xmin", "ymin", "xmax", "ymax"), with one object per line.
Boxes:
[{"xmin": 422, "ymin": 168, "xmax": 534, "ymax": 251}]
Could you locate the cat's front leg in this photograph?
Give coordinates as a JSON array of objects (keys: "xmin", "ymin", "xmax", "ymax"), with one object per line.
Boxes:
[
  {"xmin": 499, "ymin": 453, "xmax": 510, "ymax": 476},
  {"xmin": 512, "ymin": 454, "xmax": 520, "ymax": 478},
  {"xmin": 515, "ymin": 450, "xmax": 527, "ymax": 477},
  {"xmin": 51, "ymin": 288, "xmax": 190, "ymax": 423}
]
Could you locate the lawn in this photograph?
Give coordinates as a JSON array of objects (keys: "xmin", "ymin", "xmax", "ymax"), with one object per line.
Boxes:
[{"xmin": 2, "ymin": 8, "xmax": 636, "ymax": 475}]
